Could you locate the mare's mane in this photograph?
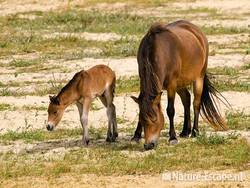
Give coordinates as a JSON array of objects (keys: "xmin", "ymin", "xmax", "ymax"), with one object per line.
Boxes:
[{"xmin": 138, "ymin": 23, "xmax": 167, "ymax": 120}]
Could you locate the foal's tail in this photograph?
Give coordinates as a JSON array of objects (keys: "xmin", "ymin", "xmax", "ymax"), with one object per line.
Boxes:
[{"xmin": 200, "ymin": 73, "xmax": 229, "ymax": 130}]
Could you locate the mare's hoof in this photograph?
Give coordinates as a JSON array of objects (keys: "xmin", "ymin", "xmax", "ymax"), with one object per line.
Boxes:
[
  {"xmin": 191, "ymin": 129, "xmax": 199, "ymax": 137},
  {"xmin": 114, "ymin": 132, "xmax": 118, "ymax": 139},
  {"xmin": 169, "ymin": 139, "xmax": 178, "ymax": 145},
  {"xmin": 106, "ymin": 136, "xmax": 116, "ymax": 142},
  {"xmin": 131, "ymin": 136, "xmax": 141, "ymax": 143},
  {"xmin": 180, "ymin": 131, "xmax": 190, "ymax": 138}
]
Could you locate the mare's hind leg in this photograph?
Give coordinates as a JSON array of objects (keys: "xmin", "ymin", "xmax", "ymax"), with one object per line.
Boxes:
[
  {"xmin": 177, "ymin": 88, "xmax": 191, "ymax": 137},
  {"xmin": 167, "ymin": 87, "xmax": 178, "ymax": 145},
  {"xmin": 131, "ymin": 122, "xmax": 142, "ymax": 142},
  {"xmin": 192, "ymin": 77, "xmax": 204, "ymax": 137},
  {"xmin": 99, "ymin": 90, "xmax": 118, "ymax": 142},
  {"xmin": 76, "ymin": 98, "xmax": 91, "ymax": 146}
]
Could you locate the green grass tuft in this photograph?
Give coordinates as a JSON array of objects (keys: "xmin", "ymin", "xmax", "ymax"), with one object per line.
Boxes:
[
  {"xmin": 0, "ymin": 129, "xmax": 82, "ymax": 143},
  {"xmin": 116, "ymin": 76, "xmax": 139, "ymax": 94},
  {"xmin": 0, "ymin": 103, "xmax": 12, "ymax": 111},
  {"xmin": 226, "ymin": 111, "xmax": 250, "ymax": 130},
  {"xmin": 196, "ymin": 132, "xmax": 226, "ymax": 145}
]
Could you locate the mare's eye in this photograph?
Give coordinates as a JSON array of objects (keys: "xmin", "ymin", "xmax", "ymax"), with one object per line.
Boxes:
[{"xmin": 53, "ymin": 111, "xmax": 57, "ymax": 115}]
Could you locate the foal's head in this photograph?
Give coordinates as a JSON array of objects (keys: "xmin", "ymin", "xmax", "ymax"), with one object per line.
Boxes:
[
  {"xmin": 132, "ymin": 92, "xmax": 164, "ymax": 150},
  {"xmin": 47, "ymin": 95, "xmax": 64, "ymax": 131}
]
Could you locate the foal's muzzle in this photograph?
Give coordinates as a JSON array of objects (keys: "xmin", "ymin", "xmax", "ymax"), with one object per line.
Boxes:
[
  {"xmin": 46, "ymin": 124, "xmax": 54, "ymax": 131},
  {"xmin": 144, "ymin": 142, "xmax": 157, "ymax": 150}
]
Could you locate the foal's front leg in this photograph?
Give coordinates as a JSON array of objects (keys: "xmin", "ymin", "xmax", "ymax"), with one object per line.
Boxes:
[{"xmin": 76, "ymin": 98, "xmax": 91, "ymax": 146}]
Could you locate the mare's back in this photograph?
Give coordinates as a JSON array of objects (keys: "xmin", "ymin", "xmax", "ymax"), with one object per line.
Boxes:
[{"xmin": 166, "ymin": 20, "xmax": 208, "ymax": 54}]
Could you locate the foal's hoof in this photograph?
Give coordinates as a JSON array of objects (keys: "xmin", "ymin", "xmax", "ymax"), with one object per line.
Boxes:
[
  {"xmin": 82, "ymin": 139, "xmax": 90, "ymax": 146},
  {"xmin": 169, "ymin": 139, "xmax": 178, "ymax": 145}
]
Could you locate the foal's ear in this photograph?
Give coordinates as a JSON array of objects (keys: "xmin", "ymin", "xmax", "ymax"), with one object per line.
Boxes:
[
  {"xmin": 153, "ymin": 92, "xmax": 163, "ymax": 104},
  {"xmin": 49, "ymin": 95, "xmax": 60, "ymax": 105},
  {"xmin": 131, "ymin": 96, "xmax": 139, "ymax": 104}
]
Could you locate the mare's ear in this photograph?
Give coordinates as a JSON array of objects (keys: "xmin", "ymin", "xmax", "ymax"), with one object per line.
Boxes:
[
  {"xmin": 131, "ymin": 96, "xmax": 139, "ymax": 104},
  {"xmin": 153, "ymin": 92, "xmax": 162, "ymax": 104},
  {"xmin": 49, "ymin": 95, "xmax": 60, "ymax": 105},
  {"xmin": 49, "ymin": 95, "xmax": 53, "ymax": 101}
]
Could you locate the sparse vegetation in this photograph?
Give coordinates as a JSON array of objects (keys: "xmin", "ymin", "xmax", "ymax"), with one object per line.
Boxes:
[
  {"xmin": 213, "ymin": 79, "xmax": 250, "ymax": 92},
  {"xmin": 206, "ymin": 67, "xmax": 250, "ymax": 92},
  {"xmin": 0, "ymin": 129, "xmax": 82, "ymax": 143},
  {"xmin": 0, "ymin": 103, "xmax": 12, "ymax": 111},
  {"xmin": 116, "ymin": 76, "xmax": 139, "ymax": 94},
  {"xmin": 196, "ymin": 132, "xmax": 226, "ymax": 145},
  {"xmin": 22, "ymin": 105, "xmax": 47, "ymax": 111},
  {"xmin": 0, "ymin": 136, "xmax": 249, "ymax": 179},
  {"xmin": 226, "ymin": 110, "xmax": 250, "ymax": 130},
  {"xmin": 9, "ymin": 58, "xmax": 43, "ymax": 67},
  {"xmin": 208, "ymin": 67, "xmax": 240, "ymax": 76}
]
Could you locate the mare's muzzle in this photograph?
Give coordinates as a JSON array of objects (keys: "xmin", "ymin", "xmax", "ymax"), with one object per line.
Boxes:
[
  {"xmin": 46, "ymin": 124, "xmax": 54, "ymax": 131},
  {"xmin": 144, "ymin": 142, "xmax": 157, "ymax": 150}
]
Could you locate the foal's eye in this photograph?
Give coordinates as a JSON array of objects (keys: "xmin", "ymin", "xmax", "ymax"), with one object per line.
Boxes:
[{"xmin": 53, "ymin": 111, "xmax": 57, "ymax": 115}]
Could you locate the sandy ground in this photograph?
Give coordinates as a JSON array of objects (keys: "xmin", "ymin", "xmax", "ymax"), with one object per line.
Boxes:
[
  {"xmin": 1, "ymin": 172, "xmax": 249, "ymax": 188},
  {"xmin": 0, "ymin": 0, "xmax": 69, "ymax": 16},
  {"xmin": 0, "ymin": 91, "xmax": 249, "ymax": 134},
  {"xmin": 43, "ymin": 32, "xmax": 122, "ymax": 42},
  {"xmin": 0, "ymin": 53, "xmax": 249, "ymax": 84},
  {"xmin": 1, "ymin": 0, "xmax": 250, "ymax": 29}
]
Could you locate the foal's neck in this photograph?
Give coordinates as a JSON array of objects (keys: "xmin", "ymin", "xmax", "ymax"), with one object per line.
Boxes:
[{"xmin": 57, "ymin": 73, "xmax": 81, "ymax": 108}]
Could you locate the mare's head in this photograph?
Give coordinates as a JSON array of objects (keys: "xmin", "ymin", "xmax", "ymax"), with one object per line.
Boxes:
[
  {"xmin": 132, "ymin": 92, "xmax": 164, "ymax": 150},
  {"xmin": 47, "ymin": 95, "xmax": 64, "ymax": 131}
]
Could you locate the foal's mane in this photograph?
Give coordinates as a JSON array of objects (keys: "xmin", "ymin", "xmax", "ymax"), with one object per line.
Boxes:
[
  {"xmin": 138, "ymin": 23, "xmax": 166, "ymax": 119},
  {"xmin": 54, "ymin": 71, "xmax": 81, "ymax": 102}
]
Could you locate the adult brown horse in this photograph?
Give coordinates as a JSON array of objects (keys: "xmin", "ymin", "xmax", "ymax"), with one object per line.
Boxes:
[
  {"xmin": 47, "ymin": 65, "xmax": 118, "ymax": 145},
  {"xmin": 131, "ymin": 20, "xmax": 228, "ymax": 150}
]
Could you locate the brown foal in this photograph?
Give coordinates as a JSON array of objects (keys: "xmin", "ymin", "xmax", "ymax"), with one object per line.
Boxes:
[
  {"xmin": 47, "ymin": 65, "xmax": 118, "ymax": 145},
  {"xmin": 131, "ymin": 20, "xmax": 228, "ymax": 150}
]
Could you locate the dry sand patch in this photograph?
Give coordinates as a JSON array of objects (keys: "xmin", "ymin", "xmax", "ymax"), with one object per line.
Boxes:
[
  {"xmin": 42, "ymin": 32, "xmax": 122, "ymax": 42},
  {"xmin": 0, "ymin": 53, "xmax": 249, "ymax": 86},
  {"xmin": 0, "ymin": 0, "xmax": 68, "ymax": 16},
  {"xmin": 172, "ymin": 0, "xmax": 250, "ymax": 14},
  {"xmin": 0, "ymin": 91, "xmax": 249, "ymax": 133},
  {"xmin": 1, "ymin": 172, "xmax": 249, "ymax": 188}
]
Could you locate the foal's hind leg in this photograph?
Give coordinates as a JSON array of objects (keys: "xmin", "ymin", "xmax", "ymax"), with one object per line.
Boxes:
[
  {"xmin": 192, "ymin": 78, "xmax": 204, "ymax": 137},
  {"xmin": 99, "ymin": 90, "xmax": 118, "ymax": 142},
  {"xmin": 177, "ymin": 88, "xmax": 191, "ymax": 137}
]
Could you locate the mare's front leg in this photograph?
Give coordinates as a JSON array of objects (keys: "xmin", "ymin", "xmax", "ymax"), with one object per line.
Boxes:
[
  {"xmin": 131, "ymin": 122, "xmax": 142, "ymax": 142},
  {"xmin": 167, "ymin": 87, "xmax": 178, "ymax": 145},
  {"xmin": 76, "ymin": 98, "xmax": 91, "ymax": 146}
]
